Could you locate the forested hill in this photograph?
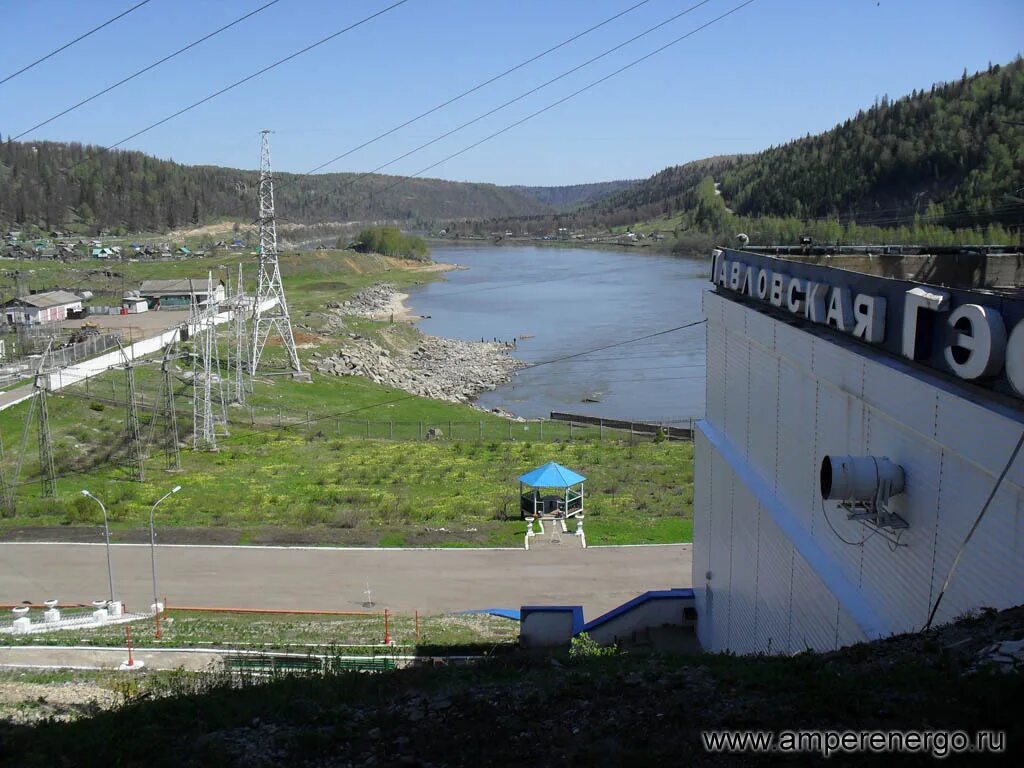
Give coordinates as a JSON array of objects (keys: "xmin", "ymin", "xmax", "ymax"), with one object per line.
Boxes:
[
  {"xmin": 596, "ymin": 58, "xmax": 1024, "ymax": 229},
  {"xmin": 511, "ymin": 180, "xmax": 639, "ymax": 211},
  {"xmin": 0, "ymin": 140, "xmax": 554, "ymax": 233},
  {"xmin": 593, "ymin": 155, "xmax": 746, "ymax": 222}
]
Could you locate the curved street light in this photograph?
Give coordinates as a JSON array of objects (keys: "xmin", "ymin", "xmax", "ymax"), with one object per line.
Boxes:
[
  {"xmin": 149, "ymin": 485, "xmax": 182, "ymax": 623},
  {"xmin": 81, "ymin": 490, "xmax": 114, "ymax": 604}
]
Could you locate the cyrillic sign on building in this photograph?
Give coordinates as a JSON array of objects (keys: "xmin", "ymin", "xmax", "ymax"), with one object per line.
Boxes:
[{"xmin": 711, "ymin": 249, "xmax": 1024, "ymax": 400}]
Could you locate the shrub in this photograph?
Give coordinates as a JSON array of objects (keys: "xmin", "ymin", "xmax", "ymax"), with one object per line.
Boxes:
[
  {"xmin": 65, "ymin": 495, "xmax": 100, "ymax": 524},
  {"xmin": 569, "ymin": 632, "xmax": 619, "ymax": 659}
]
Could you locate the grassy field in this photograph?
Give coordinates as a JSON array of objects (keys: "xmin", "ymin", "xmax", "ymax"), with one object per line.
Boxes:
[
  {"xmin": 0, "ymin": 249, "xmax": 695, "ymax": 547},
  {"xmin": 0, "ymin": 609, "xmax": 517, "ymax": 651}
]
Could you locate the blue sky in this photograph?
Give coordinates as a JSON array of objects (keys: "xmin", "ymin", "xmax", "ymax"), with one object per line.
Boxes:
[{"xmin": 1, "ymin": 0, "xmax": 1021, "ymax": 186}]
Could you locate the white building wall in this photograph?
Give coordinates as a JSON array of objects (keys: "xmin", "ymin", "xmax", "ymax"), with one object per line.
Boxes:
[{"xmin": 696, "ymin": 289, "xmax": 1024, "ymax": 654}]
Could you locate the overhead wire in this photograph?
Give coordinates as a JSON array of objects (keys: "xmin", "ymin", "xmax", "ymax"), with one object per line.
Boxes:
[
  {"xmin": 286, "ymin": 0, "xmax": 656, "ymax": 182},
  {"xmin": 5, "ymin": 316, "xmax": 708, "ymax": 489},
  {"xmin": 327, "ymin": 0, "xmax": 760, "ymax": 215},
  {"xmin": 11, "ymin": 0, "xmax": 287, "ymax": 141},
  {"xmin": 923, "ymin": 429, "xmax": 1024, "ymax": 631},
  {"xmin": 210, "ymin": 318, "xmax": 709, "ymax": 443},
  {"xmin": 1, "ymin": 0, "xmax": 745, "ymax": 482},
  {"xmin": 0, "ymin": 0, "xmax": 157, "ymax": 87},
  {"xmin": 32, "ymin": 0, "xmax": 414, "ymax": 184},
  {"xmin": 277, "ymin": 0, "xmax": 715, "ymax": 201}
]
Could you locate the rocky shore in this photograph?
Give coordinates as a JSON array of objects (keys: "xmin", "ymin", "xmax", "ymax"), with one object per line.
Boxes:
[
  {"xmin": 313, "ymin": 284, "xmax": 525, "ymax": 405},
  {"xmin": 328, "ymin": 283, "xmax": 407, "ymax": 320}
]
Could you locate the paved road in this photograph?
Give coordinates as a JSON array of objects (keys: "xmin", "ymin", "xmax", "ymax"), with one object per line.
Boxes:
[
  {"xmin": 0, "ymin": 543, "xmax": 692, "ymax": 619},
  {"xmin": 0, "ymin": 385, "xmax": 33, "ymax": 411}
]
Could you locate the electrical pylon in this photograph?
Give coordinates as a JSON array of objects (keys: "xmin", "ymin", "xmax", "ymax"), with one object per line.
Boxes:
[
  {"xmin": 250, "ymin": 130, "xmax": 307, "ymax": 380},
  {"xmin": 0, "ymin": 429, "xmax": 13, "ymax": 514},
  {"xmin": 228, "ymin": 263, "xmax": 250, "ymax": 403},
  {"xmin": 35, "ymin": 342, "xmax": 56, "ymax": 498},
  {"xmin": 147, "ymin": 340, "xmax": 181, "ymax": 471},
  {"xmin": 116, "ymin": 339, "xmax": 145, "ymax": 482},
  {"xmin": 191, "ymin": 273, "xmax": 229, "ymax": 450}
]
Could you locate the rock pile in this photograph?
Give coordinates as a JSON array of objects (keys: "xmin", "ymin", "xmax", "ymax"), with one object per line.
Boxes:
[
  {"xmin": 309, "ymin": 332, "xmax": 524, "ymax": 404},
  {"xmin": 337, "ymin": 283, "xmax": 398, "ymax": 318}
]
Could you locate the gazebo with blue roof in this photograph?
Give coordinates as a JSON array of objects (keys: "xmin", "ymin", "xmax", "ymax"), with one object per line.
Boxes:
[{"xmin": 518, "ymin": 461, "xmax": 585, "ymax": 520}]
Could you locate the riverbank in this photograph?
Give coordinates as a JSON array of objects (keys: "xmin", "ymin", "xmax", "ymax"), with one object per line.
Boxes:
[{"xmin": 313, "ymin": 282, "xmax": 525, "ymax": 406}]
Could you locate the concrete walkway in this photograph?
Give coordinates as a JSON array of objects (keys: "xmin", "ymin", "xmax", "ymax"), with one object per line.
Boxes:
[
  {"xmin": 0, "ymin": 542, "xmax": 692, "ymax": 618},
  {"xmin": 0, "ymin": 645, "xmax": 224, "ymax": 672}
]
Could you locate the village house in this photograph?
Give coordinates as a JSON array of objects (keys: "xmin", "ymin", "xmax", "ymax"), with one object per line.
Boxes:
[
  {"xmin": 138, "ymin": 278, "xmax": 225, "ymax": 309},
  {"xmin": 3, "ymin": 290, "xmax": 84, "ymax": 325}
]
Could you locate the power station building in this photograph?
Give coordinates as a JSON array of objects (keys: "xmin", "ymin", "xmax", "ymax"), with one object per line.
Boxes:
[{"xmin": 694, "ymin": 248, "xmax": 1024, "ymax": 654}]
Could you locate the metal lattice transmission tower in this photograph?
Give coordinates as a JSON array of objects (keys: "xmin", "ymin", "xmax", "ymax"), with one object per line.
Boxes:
[
  {"xmin": 0, "ymin": 429, "xmax": 13, "ymax": 515},
  {"xmin": 147, "ymin": 340, "xmax": 182, "ymax": 471},
  {"xmin": 35, "ymin": 343, "xmax": 57, "ymax": 498},
  {"xmin": 116, "ymin": 340, "xmax": 146, "ymax": 482},
  {"xmin": 228, "ymin": 263, "xmax": 250, "ymax": 403},
  {"xmin": 191, "ymin": 274, "xmax": 229, "ymax": 450},
  {"xmin": 250, "ymin": 130, "xmax": 307, "ymax": 380}
]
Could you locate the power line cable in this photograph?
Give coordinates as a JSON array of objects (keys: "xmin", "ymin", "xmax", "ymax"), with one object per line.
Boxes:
[
  {"xmin": 244, "ymin": 318, "xmax": 708, "ymax": 434},
  {"xmin": 0, "ymin": 0, "xmax": 157, "ymax": 87},
  {"xmin": 923, "ymin": 428, "xmax": 1024, "ymax": 631},
  {"xmin": 12, "ymin": 0, "xmax": 286, "ymax": 141},
  {"xmin": 281, "ymin": 0, "xmax": 713, "ymax": 197},
  {"xmin": 342, "ymin": 0, "xmax": 759, "ymax": 213},
  {"xmin": 529, "ymin": 319, "xmax": 706, "ymax": 370},
  {"xmin": 37, "ymin": 0, "xmax": 413, "ymax": 183},
  {"xmin": 291, "ymin": 0, "xmax": 656, "ymax": 181},
  {"xmin": 23, "ymin": 317, "xmax": 707, "ymax": 479}
]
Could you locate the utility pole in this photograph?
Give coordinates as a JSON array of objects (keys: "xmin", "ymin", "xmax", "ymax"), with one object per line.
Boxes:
[
  {"xmin": 163, "ymin": 348, "xmax": 181, "ymax": 471},
  {"xmin": 191, "ymin": 272, "xmax": 228, "ymax": 450},
  {"xmin": 250, "ymin": 130, "xmax": 309, "ymax": 381},
  {"xmin": 117, "ymin": 340, "xmax": 145, "ymax": 482},
  {"xmin": 149, "ymin": 340, "xmax": 182, "ymax": 471},
  {"xmin": 35, "ymin": 343, "xmax": 56, "ymax": 498},
  {"xmin": 0, "ymin": 429, "xmax": 13, "ymax": 514},
  {"xmin": 229, "ymin": 262, "xmax": 250, "ymax": 403}
]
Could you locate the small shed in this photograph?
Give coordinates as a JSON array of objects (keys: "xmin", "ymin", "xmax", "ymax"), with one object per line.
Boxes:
[
  {"xmin": 122, "ymin": 296, "xmax": 149, "ymax": 314},
  {"xmin": 518, "ymin": 461, "xmax": 585, "ymax": 520}
]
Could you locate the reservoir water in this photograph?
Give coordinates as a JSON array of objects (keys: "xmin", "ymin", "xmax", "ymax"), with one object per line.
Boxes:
[{"xmin": 407, "ymin": 245, "xmax": 709, "ymax": 422}]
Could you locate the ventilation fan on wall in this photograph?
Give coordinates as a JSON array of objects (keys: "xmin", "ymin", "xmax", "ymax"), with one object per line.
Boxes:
[{"xmin": 820, "ymin": 455, "xmax": 908, "ymax": 535}]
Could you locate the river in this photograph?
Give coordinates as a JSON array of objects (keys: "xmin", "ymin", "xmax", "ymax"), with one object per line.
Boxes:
[{"xmin": 406, "ymin": 245, "xmax": 709, "ymax": 423}]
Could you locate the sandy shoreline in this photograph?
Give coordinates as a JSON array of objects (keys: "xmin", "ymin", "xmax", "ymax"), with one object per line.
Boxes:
[{"xmin": 365, "ymin": 261, "xmax": 459, "ymax": 324}]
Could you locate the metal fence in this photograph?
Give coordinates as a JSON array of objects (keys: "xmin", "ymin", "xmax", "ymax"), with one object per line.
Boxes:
[
  {"xmin": 223, "ymin": 405, "xmax": 693, "ymax": 444},
  {"xmin": 65, "ymin": 382, "xmax": 694, "ymax": 444},
  {"xmin": 46, "ymin": 334, "xmax": 122, "ymax": 369}
]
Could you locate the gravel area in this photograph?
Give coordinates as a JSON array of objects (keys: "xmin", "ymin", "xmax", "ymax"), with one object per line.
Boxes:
[{"xmin": 0, "ymin": 680, "xmax": 119, "ymax": 724}]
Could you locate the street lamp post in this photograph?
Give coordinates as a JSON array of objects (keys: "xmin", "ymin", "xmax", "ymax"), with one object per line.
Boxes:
[
  {"xmin": 81, "ymin": 490, "xmax": 114, "ymax": 604},
  {"xmin": 149, "ymin": 486, "xmax": 182, "ymax": 629}
]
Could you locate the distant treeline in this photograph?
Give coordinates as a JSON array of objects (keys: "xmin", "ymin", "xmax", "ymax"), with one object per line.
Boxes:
[
  {"xmin": 603, "ymin": 58, "xmax": 1024, "ymax": 232},
  {"xmin": 354, "ymin": 227, "xmax": 429, "ymax": 261},
  {"xmin": 0, "ymin": 141, "xmax": 555, "ymax": 233},
  {"xmin": 444, "ymin": 59, "xmax": 1024, "ymax": 246}
]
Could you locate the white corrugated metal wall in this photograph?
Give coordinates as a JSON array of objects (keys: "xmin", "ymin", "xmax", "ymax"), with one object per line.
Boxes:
[{"xmin": 695, "ymin": 290, "xmax": 1024, "ymax": 654}]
